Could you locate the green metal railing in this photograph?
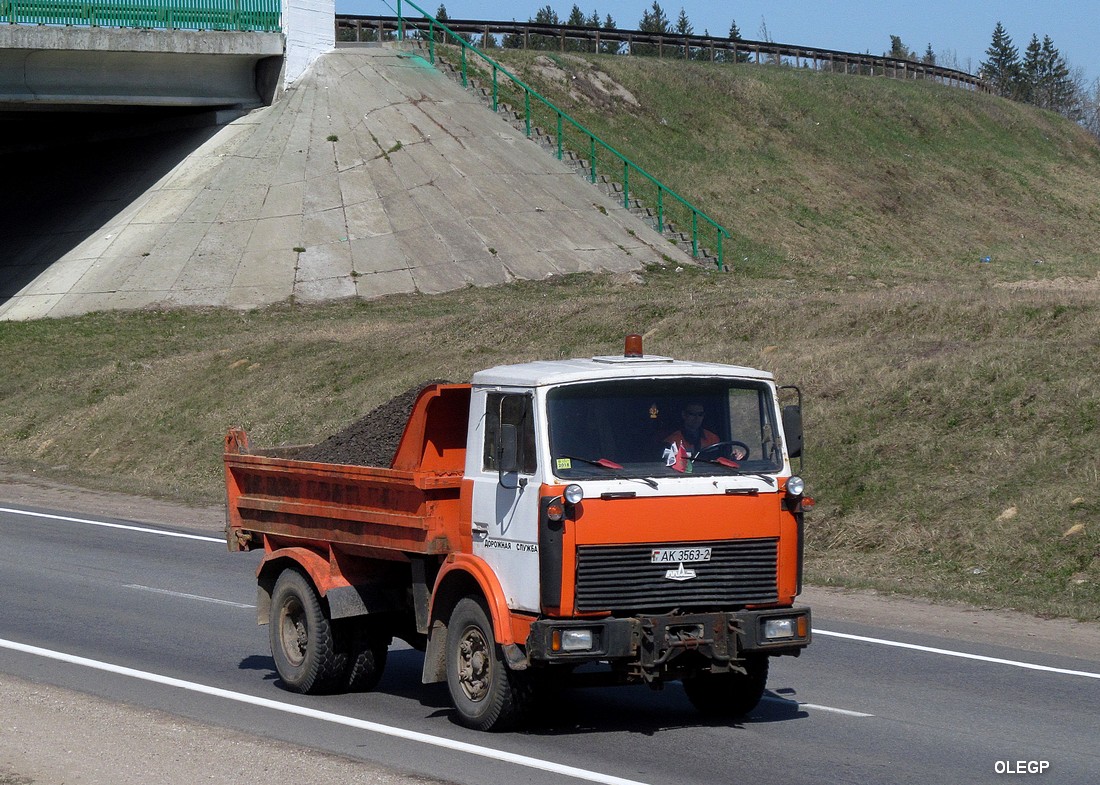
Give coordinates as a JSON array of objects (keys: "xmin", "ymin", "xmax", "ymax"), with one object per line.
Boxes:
[
  {"xmin": 0, "ymin": 0, "xmax": 281, "ymax": 31},
  {"xmin": 395, "ymin": 0, "xmax": 730, "ymax": 269}
]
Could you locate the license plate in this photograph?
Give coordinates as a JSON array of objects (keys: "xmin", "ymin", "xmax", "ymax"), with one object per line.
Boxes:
[{"xmin": 651, "ymin": 547, "xmax": 712, "ymax": 564}]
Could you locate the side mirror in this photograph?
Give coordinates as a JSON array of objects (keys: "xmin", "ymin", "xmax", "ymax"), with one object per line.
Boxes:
[
  {"xmin": 498, "ymin": 423, "xmax": 522, "ymax": 474},
  {"xmin": 782, "ymin": 405, "xmax": 803, "ymax": 459}
]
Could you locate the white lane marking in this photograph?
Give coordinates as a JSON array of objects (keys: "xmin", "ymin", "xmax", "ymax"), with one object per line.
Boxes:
[
  {"xmin": 124, "ymin": 584, "xmax": 254, "ymax": 609},
  {"xmin": 0, "ymin": 506, "xmax": 223, "ymax": 543},
  {"xmin": 759, "ymin": 696, "xmax": 873, "ymax": 718},
  {"xmin": 815, "ymin": 628, "xmax": 1100, "ymax": 680},
  {"xmin": 0, "ymin": 638, "xmax": 652, "ymax": 785},
  {"xmin": 8, "ymin": 509, "xmax": 1094, "ymax": 682}
]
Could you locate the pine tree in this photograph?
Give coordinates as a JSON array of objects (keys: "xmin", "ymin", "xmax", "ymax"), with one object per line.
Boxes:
[
  {"xmin": 981, "ymin": 22, "xmax": 1021, "ymax": 99},
  {"xmin": 432, "ymin": 4, "xmax": 449, "ymax": 44},
  {"xmin": 531, "ymin": 5, "xmax": 559, "ymax": 50},
  {"xmin": 887, "ymin": 35, "xmax": 911, "ymax": 61},
  {"xmin": 1039, "ymin": 35, "xmax": 1077, "ymax": 116},
  {"xmin": 640, "ymin": 1, "xmax": 670, "ymax": 33},
  {"xmin": 675, "ymin": 7, "xmax": 694, "ymax": 59},
  {"xmin": 922, "ymin": 43, "xmax": 936, "ymax": 65},
  {"xmin": 584, "ymin": 8, "xmax": 601, "ymax": 53},
  {"xmin": 675, "ymin": 7, "xmax": 693, "ymax": 35},
  {"xmin": 431, "ymin": 4, "xmax": 469, "ymax": 44},
  {"xmin": 601, "ymin": 13, "xmax": 619, "ymax": 55},
  {"xmin": 566, "ymin": 4, "xmax": 587, "ymax": 51},
  {"xmin": 635, "ymin": 2, "xmax": 670, "ymax": 56},
  {"xmin": 728, "ymin": 19, "xmax": 749, "ymax": 63},
  {"xmin": 1020, "ymin": 34, "xmax": 1043, "ymax": 104}
]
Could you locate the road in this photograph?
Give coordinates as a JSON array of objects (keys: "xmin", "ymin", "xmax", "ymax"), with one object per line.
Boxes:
[{"xmin": 2, "ymin": 498, "xmax": 1099, "ymax": 785}]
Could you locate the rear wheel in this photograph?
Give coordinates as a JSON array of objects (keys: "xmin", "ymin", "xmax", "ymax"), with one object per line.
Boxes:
[
  {"xmin": 445, "ymin": 597, "xmax": 528, "ymax": 731},
  {"xmin": 682, "ymin": 656, "xmax": 769, "ymax": 717},
  {"xmin": 342, "ymin": 624, "xmax": 391, "ymax": 692},
  {"xmin": 269, "ymin": 569, "xmax": 345, "ymax": 694}
]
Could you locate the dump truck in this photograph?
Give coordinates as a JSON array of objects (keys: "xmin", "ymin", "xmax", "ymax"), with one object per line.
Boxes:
[{"xmin": 225, "ymin": 335, "xmax": 812, "ymax": 730}]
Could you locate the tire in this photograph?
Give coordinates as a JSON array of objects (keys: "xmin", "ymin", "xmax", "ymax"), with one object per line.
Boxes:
[
  {"xmin": 269, "ymin": 569, "xmax": 346, "ymax": 694},
  {"xmin": 342, "ymin": 625, "xmax": 390, "ymax": 692},
  {"xmin": 682, "ymin": 656, "xmax": 769, "ymax": 718},
  {"xmin": 445, "ymin": 597, "xmax": 528, "ymax": 731}
]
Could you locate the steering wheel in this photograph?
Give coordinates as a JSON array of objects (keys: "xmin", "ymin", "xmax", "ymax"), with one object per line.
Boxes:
[{"xmin": 694, "ymin": 440, "xmax": 750, "ymax": 461}]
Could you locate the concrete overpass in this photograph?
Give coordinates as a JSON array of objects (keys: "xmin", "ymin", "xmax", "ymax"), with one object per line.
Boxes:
[
  {"xmin": 0, "ymin": 8, "xmax": 691, "ymax": 320},
  {"xmin": 0, "ymin": 0, "xmax": 336, "ymax": 110}
]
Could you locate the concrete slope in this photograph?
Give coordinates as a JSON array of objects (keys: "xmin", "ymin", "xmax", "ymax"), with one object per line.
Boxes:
[{"xmin": 0, "ymin": 45, "xmax": 690, "ymax": 321}]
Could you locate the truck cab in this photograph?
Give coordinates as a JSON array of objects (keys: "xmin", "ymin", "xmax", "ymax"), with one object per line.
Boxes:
[{"xmin": 441, "ymin": 337, "xmax": 810, "ymax": 725}]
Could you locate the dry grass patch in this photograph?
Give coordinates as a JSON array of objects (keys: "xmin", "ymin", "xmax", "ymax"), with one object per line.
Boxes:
[{"xmin": 2, "ymin": 268, "xmax": 1098, "ymax": 618}]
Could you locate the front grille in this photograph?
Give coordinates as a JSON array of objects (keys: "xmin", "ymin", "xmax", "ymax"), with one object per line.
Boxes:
[{"xmin": 575, "ymin": 538, "xmax": 779, "ymax": 612}]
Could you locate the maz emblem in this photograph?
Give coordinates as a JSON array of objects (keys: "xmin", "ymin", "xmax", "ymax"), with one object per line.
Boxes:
[{"xmin": 664, "ymin": 562, "xmax": 697, "ymax": 581}]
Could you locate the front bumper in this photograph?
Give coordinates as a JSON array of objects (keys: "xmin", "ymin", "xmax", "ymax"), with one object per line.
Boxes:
[{"xmin": 525, "ymin": 607, "xmax": 811, "ymax": 670}]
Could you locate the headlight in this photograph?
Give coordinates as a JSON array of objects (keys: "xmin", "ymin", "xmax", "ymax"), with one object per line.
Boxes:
[
  {"xmin": 762, "ymin": 615, "xmax": 809, "ymax": 641},
  {"xmin": 763, "ymin": 618, "xmax": 796, "ymax": 640},
  {"xmin": 552, "ymin": 628, "xmax": 594, "ymax": 652},
  {"xmin": 564, "ymin": 484, "xmax": 584, "ymax": 505},
  {"xmin": 786, "ymin": 476, "xmax": 805, "ymax": 496}
]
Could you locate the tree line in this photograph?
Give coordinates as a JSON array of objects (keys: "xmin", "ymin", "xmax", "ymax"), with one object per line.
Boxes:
[
  {"xmin": 979, "ymin": 21, "xmax": 1088, "ymax": 123},
  {"xmin": 433, "ymin": 2, "xmax": 751, "ymax": 60}
]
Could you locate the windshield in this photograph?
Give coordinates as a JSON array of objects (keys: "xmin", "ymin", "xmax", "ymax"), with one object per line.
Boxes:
[{"xmin": 547, "ymin": 378, "xmax": 784, "ymax": 480}]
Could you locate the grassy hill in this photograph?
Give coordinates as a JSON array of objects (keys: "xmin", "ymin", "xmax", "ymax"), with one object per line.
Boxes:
[
  {"xmin": 473, "ymin": 48, "xmax": 1100, "ymax": 279},
  {"xmin": 2, "ymin": 51, "xmax": 1098, "ymax": 619}
]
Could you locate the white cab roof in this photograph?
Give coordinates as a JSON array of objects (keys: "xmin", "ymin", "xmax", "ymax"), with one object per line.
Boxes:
[{"xmin": 472, "ymin": 354, "xmax": 774, "ymax": 388}]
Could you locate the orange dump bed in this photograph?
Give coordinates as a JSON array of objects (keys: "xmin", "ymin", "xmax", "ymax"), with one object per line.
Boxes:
[{"xmin": 224, "ymin": 384, "xmax": 472, "ymax": 557}]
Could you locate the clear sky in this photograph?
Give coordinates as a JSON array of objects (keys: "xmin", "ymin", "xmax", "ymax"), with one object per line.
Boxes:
[{"xmin": 342, "ymin": 0, "xmax": 1100, "ymax": 86}]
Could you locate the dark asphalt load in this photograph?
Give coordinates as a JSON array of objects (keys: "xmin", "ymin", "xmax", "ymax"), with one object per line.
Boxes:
[{"xmin": 293, "ymin": 381, "xmax": 452, "ymax": 467}]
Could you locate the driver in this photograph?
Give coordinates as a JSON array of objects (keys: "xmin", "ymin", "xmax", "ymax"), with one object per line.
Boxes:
[{"xmin": 663, "ymin": 403, "xmax": 748, "ymax": 460}]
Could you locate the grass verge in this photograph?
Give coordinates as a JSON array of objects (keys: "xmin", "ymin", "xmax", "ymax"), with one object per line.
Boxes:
[{"xmin": 1, "ymin": 266, "xmax": 1098, "ymax": 620}]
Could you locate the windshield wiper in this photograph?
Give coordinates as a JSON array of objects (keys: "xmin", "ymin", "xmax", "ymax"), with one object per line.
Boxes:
[
  {"xmin": 561, "ymin": 454, "xmax": 623, "ymax": 470},
  {"xmin": 690, "ymin": 456, "xmax": 741, "ymax": 469},
  {"xmin": 687, "ymin": 456, "xmax": 777, "ymax": 486},
  {"xmin": 740, "ymin": 472, "xmax": 776, "ymax": 486},
  {"xmin": 560, "ymin": 455, "xmax": 659, "ymax": 489}
]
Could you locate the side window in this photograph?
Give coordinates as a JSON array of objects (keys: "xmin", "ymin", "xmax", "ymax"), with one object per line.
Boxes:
[
  {"xmin": 483, "ymin": 393, "xmax": 537, "ymax": 473},
  {"xmin": 726, "ymin": 386, "xmax": 780, "ymax": 467}
]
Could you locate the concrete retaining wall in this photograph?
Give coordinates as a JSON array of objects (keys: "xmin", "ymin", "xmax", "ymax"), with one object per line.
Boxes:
[{"xmin": 284, "ymin": 0, "xmax": 335, "ymax": 85}]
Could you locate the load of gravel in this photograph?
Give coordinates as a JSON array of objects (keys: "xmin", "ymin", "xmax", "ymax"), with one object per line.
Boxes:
[{"xmin": 293, "ymin": 381, "xmax": 451, "ymax": 467}]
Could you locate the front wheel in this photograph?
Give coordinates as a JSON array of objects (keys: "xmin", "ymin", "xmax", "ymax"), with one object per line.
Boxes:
[
  {"xmin": 445, "ymin": 597, "xmax": 528, "ymax": 731},
  {"xmin": 269, "ymin": 569, "xmax": 345, "ymax": 694},
  {"xmin": 682, "ymin": 656, "xmax": 769, "ymax": 718}
]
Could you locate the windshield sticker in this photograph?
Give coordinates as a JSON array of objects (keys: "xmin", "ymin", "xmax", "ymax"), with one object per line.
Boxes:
[{"xmin": 556, "ymin": 457, "xmax": 572, "ymax": 470}]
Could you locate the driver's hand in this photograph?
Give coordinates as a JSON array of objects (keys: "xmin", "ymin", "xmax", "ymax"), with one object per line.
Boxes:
[{"xmin": 732, "ymin": 446, "xmax": 748, "ymax": 460}]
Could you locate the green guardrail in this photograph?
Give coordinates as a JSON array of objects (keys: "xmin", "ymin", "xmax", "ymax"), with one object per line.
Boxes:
[
  {"xmin": 0, "ymin": 0, "xmax": 281, "ymax": 32},
  {"xmin": 394, "ymin": 0, "xmax": 730, "ymax": 269}
]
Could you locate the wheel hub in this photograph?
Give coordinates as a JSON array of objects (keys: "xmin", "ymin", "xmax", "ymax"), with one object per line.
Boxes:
[
  {"xmin": 457, "ymin": 626, "xmax": 491, "ymax": 702},
  {"xmin": 279, "ymin": 601, "xmax": 307, "ymax": 666}
]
